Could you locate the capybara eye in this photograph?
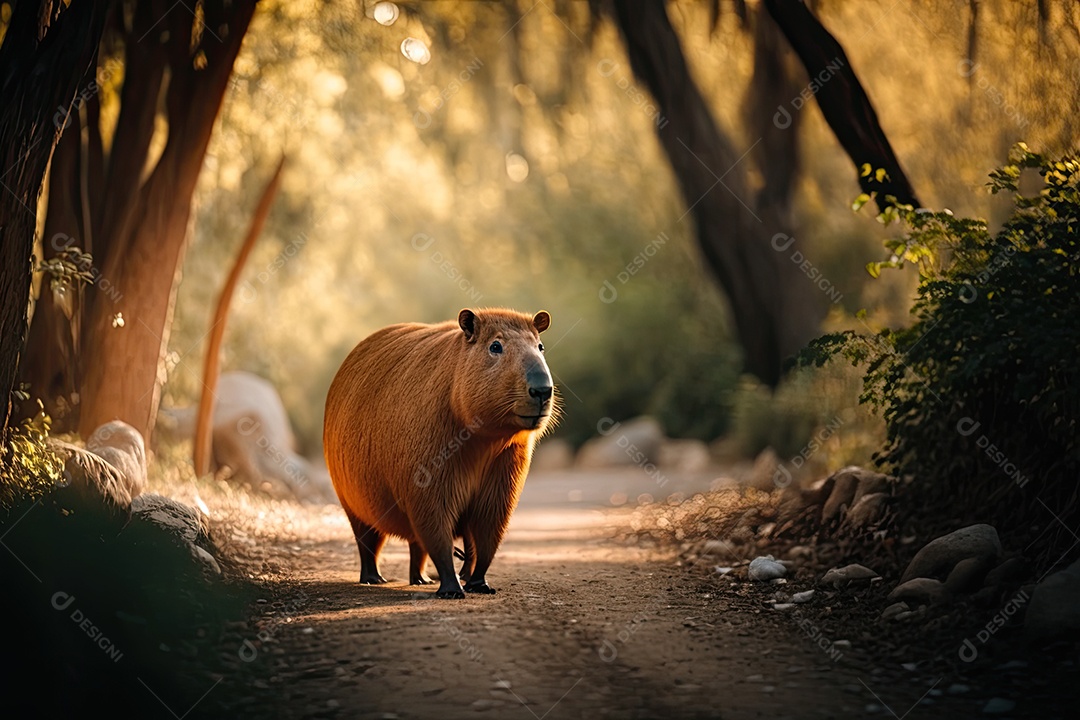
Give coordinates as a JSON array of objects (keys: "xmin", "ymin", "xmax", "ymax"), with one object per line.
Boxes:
[
  {"xmin": 538, "ymin": 343, "xmax": 545, "ymax": 352},
  {"xmin": 489, "ymin": 341, "xmax": 503, "ymax": 354}
]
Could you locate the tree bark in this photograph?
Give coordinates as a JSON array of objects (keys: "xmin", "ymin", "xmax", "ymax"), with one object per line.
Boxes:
[
  {"xmin": 762, "ymin": 0, "xmax": 919, "ymax": 208},
  {"xmin": 24, "ymin": 0, "xmax": 258, "ymax": 444},
  {"xmin": 610, "ymin": 0, "xmax": 820, "ymax": 385},
  {"xmin": 0, "ymin": 0, "xmax": 109, "ymax": 438}
]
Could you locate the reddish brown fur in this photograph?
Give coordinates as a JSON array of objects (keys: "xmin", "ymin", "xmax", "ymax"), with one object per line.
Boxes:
[{"xmin": 323, "ymin": 307, "xmax": 556, "ymax": 597}]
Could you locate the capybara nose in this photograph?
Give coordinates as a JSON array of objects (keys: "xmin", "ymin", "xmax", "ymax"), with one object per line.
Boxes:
[{"xmin": 529, "ymin": 385, "xmax": 553, "ymax": 402}]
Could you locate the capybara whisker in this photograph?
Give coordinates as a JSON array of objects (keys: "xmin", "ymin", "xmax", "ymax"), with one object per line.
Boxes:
[{"xmin": 324, "ymin": 308, "xmax": 557, "ymax": 599}]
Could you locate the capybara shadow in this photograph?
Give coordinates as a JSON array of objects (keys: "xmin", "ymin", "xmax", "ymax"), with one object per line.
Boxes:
[{"xmin": 323, "ymin": 307, "xmax": 556, "ymax": 598}]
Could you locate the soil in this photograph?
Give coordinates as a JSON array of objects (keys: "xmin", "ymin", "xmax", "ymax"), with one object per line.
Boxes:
[{"xmin": 194, "ymin": 467, "xmax": 1073, "ymax": 720}]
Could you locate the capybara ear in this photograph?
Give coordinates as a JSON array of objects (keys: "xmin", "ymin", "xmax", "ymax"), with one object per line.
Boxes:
[
  {"xmin": 458, "ymin": 309, "xmax": 478, "ymax": 342},
  {"xmin": 533, "ymin": 311, "xmax": 550, "ymax": 333}
]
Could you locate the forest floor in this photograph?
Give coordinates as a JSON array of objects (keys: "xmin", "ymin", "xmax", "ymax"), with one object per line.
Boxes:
[{"xmin": 190, "ymin": 466, "xmax": 1071, "ymax": 720}]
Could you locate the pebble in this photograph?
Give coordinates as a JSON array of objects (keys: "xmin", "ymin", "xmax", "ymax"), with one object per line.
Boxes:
[
  {"xmin": 792, "ymin": 590, "xmax": 815, "ymax": 603},
  {"xmin": 746, "ymin": 674, "xmax": 765, "ymax": 682},
  {"xmin": 832, "ymin": 640, "xmax": 852, "ymax": 650},
  {"xmin": 714, "ymin": 566, "xmax": 733, "ymax": 575},
  {"xmin": 982, "ymin": 698, "xmax": 1015, "ymax": 714},
  {"xmin": 493, "ymin": 680, "xmax": 512, "ymax": 689},
  {"xmin": 947, "ymin": 683, "xmax": 971, "ymax": 695},
  {"xmin": 749, "ymin": 556, "xmax": 787, "ymax": 581},
  {"xmin": 865, "ymin": 703, "xmax": 882, "ymax": 713},
  {"xmin": 772, "ymin": 603, "xmax": 795, "ymax": 611},
  {"xmin": 901, "ymin": 662, "xmax": 918, "ymax": 672}
]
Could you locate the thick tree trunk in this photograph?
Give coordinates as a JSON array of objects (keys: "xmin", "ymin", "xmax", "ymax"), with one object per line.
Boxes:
[
  {"xmin": 610, "ymin": 0, "xmax": 820, "ymax": 385},
  {"xmin": 0, "ymin": 0, "xmax": 108, "ymax": 438},
  {"xmin": 50, "ymin": 0, "xmax": 257, "ymax": 444}
]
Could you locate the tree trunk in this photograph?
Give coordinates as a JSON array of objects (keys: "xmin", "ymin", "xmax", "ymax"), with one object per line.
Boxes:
[
  {"xmin": 0, "ymin": 0, "xmax": 109, "ymax": 438},
  {"xmin": 762, "ymin": 0, "xmax": 919, "ymax": 208},
  {"xmin": 194, "ymin": 156, "xmax": 286, "ymax": 477},
  {"xmin": 12, "ymin": 0, "xmax": 258, "ymax": 444},
  {"xmin": 610, "ymin": 0, "xmax": 820, "ymax": 385}
]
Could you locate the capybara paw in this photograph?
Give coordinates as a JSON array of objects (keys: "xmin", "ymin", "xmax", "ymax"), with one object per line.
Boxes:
[
  {"xmin": 464, "ymin": 580, "xmax": 497, "ymax": 595},
  {"xmin": 410, "ymin": 574, "xmax": 435, "ymax": 585},
  {"xmin": 359, "ymin": 573, "xmax": 389, "ymax": 584},
  {"xmin": 435, "ymin": 588, "xmax": 466, "ymax": 599}
]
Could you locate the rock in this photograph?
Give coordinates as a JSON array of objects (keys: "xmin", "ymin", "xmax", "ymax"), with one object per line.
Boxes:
[
  {"xmin": 889, "ymin": 578, "xmax": 949, "ymax": 605},
  {"xmin": 821, "ymin": 563, "xmax": 879, "ymax": 587},
  {"xmin": 122, "ymin": 494, "xmax": 222, "ymax": 580},
  {"xmin": 48, "ymin": 439, "xmax": 134, "ymax": 527},
  {"xmin": 160, "ymin": 372, "xmax": 336, "ymax": 505},
  {"xmin": 845, "ymin": 492, "xmax": 888, "ymax": 528},
  {"xmin": 821, "ymin": 470, "xmax": 859, "ymax": 523},
  {"xmin": 85, "ymin": 421, "xmax": 147, "ymax": 498},
  {"xmin": 984, "ymin": 556, "xmax": 1028, "ymax": 588},
  {"xmin": 131, "ymin": 493, "xmax": 211, "ymax": 548},
  {"xmin": 982, "ymin": 698, "xmax": 1015, "ymax": 714},
  {"xmin": 946, "ymin": 684, "xmax": 971, "ymax": 695},
  {"xmin": 900, "ymin": 524, "xmax": 1003, "ymax": 584},
  {"xmin": 1024, "ymin": 558, "xmax": 1080, "ymax": 642},
  {"xmin": 576, "ymin": 416, "xmax": 664, "ymax": 469},
  {"xmin": 945, "ymin": 555, "xmax": 995, "ymax": 594},
  {"xmin": 832, "ymin": 640, "xmax": 852, "ymax": 650},
  {"xmin": 772, "ymin": 603, "xmax": 795, "ymax": 611},
  {"xmin": 792, "ymin": 590, "xmax": 815, "ymax": 604},
  {"xmin": 851, "ymin": 469, "xmax": 890, "ymax": 504},
  {"xmin": 748, "ymin": 556, "xmax": 787, "ymax": 581},
  {"xmin": 744, "ymin": 448, "xmax": 781, "ymax": 492},
  {"xmin": 530, "ymin": 438, "xmax": 574, "ymax": 471},
  {"xmin": 657, "ymin": 439, "xmax": 712, "ymax": 472},
  {"xmin": 880, "ymin": 602, "xmax": 909, "ymax": 621}
]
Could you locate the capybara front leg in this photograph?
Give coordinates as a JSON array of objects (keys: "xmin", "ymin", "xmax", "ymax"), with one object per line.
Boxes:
[
  {"xmin": 409, "ymin": 541, "xmax": 434, "ymax": 585},
  {"xmin": 347, "ymin": 513, "xmax": 388, "ymax": 584}
]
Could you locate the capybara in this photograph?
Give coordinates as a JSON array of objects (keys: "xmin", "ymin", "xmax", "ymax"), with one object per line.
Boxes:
[{"xmin": 323, "ymin": 307, "xmax": 556, "ymax": 598}]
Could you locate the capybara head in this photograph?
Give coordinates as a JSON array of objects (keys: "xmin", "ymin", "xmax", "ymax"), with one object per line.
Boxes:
[{"xmin": 452, "ymin": 308, "xmax": 555, "ymax": 434}]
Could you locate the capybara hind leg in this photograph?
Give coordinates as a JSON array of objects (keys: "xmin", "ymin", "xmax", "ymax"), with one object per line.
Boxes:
[
  {"xmin": 347, "ymin": 515, "xmax": 388, "ymax": 584},
  {"xmin": 409, "ymin": 542, "xmax": 434, "ymax": 585},
  {"xmin": 463, "ymin": 530, "xmax": 500, "ymax": 594},
  {"xmin": 458, "ymin": 533, "xmax": 476, "ymax": 583},
  {"xmin": 420, "ymin": 532, "xmax": 464, "ymax": 599}
]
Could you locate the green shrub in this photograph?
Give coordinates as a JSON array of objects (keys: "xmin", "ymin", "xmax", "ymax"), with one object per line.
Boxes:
[{"xmin": 800, "ymin": 145, "xmax": 1080, "ymax": 528}]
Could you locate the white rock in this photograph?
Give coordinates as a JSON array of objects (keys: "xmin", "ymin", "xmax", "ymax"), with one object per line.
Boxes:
[
  {"xmin": 792, "ymin": 590, "xmax": 815, "ymax": 603},
  {"xmin": 576, "ymin": 416, "xmax": 664, "ymax": 468},
  {"xmin": 748, "ymin": 556, "xmax": 787, "ymax": 581}
]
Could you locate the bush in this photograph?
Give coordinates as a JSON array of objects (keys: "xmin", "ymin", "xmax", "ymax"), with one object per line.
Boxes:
[{"xmin": 800, "ymin": 145, "xmax": 1080, "ymax": 533}]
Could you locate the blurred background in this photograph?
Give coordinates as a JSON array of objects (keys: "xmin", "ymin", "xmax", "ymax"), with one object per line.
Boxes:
[{"xmin": 161, "ymin": 0, "xmax": 1077, "ymax": 471}]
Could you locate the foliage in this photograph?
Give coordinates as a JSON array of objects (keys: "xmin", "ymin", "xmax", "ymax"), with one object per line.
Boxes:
[
  {"xmin": 0, "ymin": 409, "xmax": 64, "ymax": 508},
  {"xmin": 799, "ymin": 145, "xmax": 1080, "ymax": 526}
]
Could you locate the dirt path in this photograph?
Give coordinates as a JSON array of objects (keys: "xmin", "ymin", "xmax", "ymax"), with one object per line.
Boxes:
[{"xmin": 226, "ymin": 471, "xmax": 982, "ymax": 720}]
